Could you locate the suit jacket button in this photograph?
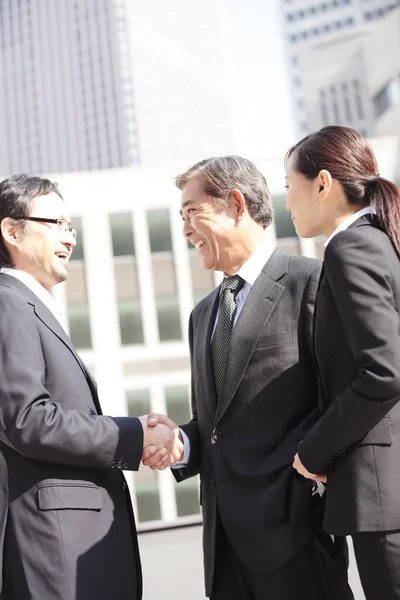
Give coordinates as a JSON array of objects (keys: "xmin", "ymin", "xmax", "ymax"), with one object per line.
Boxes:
[
  {"xmin": 116, "ymin": 461, "xmax": 123, "ymax": 469},
  {"xmin": 110, "ymin": 460, "xmax": 117, "ymax": 468},
  {"xmin": 211, "ymin": 430, "xmax": 221, "ymax": 443},
  {"xmin": 122, "ymin": 481, "xmax": 128, "ymax": 492},
  {"xmin": 209, "ymin": 478, "xmax": 215, "ymax": 488},
  {"xmin": 123, "ymin": 461, "xmax": 130, "ymax": 469}
]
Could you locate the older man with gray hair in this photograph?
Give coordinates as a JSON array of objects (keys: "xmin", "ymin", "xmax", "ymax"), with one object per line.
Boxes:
[{"xmin": 145, "ymin": 156, "xmax": 353, "ymax": 600}]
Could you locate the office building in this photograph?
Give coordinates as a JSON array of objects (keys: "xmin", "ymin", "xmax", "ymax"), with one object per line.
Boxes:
[
  {"xmin": 0, "ymin": 0, "xmax": 232, "ymax": 175},
  {"xmin": 280, "ymin": 0, "xmax": 400, "ymax": 135}
]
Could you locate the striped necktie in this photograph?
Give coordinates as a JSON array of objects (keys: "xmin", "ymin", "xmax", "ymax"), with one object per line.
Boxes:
[{"xmin": 211, "ymin": 275, "xmax": 245, "ymax": 400}]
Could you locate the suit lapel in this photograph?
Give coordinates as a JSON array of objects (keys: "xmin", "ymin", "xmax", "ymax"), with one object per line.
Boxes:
[
  {"xmin": 196, "ymin": 288, "xmax": 220, "ymax": 419},
  {"xmin": 0, "ymin": 274, "xmax": 102, "ymax": 414},
  {"xmin": 214, "ymin": 249, "xmax": 288, "ymax": 425},
  {"xmin": 32, "ymin": 303, "xmax": 103, "ymax": 414}
]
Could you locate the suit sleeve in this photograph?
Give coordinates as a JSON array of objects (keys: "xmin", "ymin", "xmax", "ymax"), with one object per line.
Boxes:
[
  {"xmin": 172, "ymin": 312, "xmax": 201, "ymax": 482},
  {"xmin": 299, "ymin": 230, "xmax": 400, "ymax": 473},
  {"xmin": 304, "ymin": 262, "xmax": 322, "ymax": 358},
  {"xmin": 0, "ymin": 289, "xmax": 143, "ymax": 471}
]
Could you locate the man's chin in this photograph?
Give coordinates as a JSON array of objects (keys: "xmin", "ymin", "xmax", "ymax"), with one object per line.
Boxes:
[{"xmin": 53, "ymin": 268, "xmax": 68, "ymax": 284}]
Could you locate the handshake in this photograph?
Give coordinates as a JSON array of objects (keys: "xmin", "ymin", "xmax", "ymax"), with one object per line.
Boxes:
[{"xmin": 138, "ymin": 413, "xmax": 183, "ymax": 471}]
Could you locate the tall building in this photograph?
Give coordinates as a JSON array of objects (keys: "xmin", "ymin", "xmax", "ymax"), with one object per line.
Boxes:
[
  {"xmin": 297, "ymin": 6, "xmax": 400, "ymax": 138},
  {"xmin": 280, "ymin": 0, "xmax": 400, "ymax": 136},
  {"xmin": 0, "ymin": 0, "xmax": 232, "ymax": 175}
]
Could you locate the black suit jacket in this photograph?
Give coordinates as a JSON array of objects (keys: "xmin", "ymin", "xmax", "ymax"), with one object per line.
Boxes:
[
  {"xmin": 0, "ymin": 274, "xmax": 144, "ymax": 600},
  {"xmin": 174, "ymin": 249, "xmax": 323, "ymax": 597},
  {"xmin": 299, "ymin": 215, "xmax": 400, "ymax": 535}
]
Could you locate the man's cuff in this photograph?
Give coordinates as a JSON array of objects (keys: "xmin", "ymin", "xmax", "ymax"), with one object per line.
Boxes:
[{"xmin": 171, "ymin": 428, "xmax": 190, "ymax": 469}]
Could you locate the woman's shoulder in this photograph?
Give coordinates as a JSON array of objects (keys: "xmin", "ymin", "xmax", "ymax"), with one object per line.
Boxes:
[
  {"xmin": 325, "ymin": 223, "xmax": 399, "ymax": 279},
  {"xmin": 327, "ymin": 223, "xmax": 390, "ymax": 257}
]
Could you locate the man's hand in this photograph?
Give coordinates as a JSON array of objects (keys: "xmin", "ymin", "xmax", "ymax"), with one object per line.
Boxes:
[
  {"xmin": 293, "ymin": 452, "xmax": 327, "ymax": 483},
  {"xmin": 139, "ymin": 414, "xmax": 184, "ymax": 470},
  {"xmin": 141, "ymin": 413, "xmax": 184, "ymax": 470}
]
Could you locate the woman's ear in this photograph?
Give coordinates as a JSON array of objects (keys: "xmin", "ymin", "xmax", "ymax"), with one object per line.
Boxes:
[{"xmin": 317, "ymin": 169, "xmax": 333, "ymax": 198}]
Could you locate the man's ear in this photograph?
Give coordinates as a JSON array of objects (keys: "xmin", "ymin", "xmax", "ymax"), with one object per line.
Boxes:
[
  {"xmin": 1, "ymin": 217, "xmax": 21, "ymax": 250},
  {"xmin": 317, "ymin": 169, "xmax": 333, "ymax": 199},
  {"xmin": 230, "ymin": 189, "xmax": 246, "ymax": 222}
]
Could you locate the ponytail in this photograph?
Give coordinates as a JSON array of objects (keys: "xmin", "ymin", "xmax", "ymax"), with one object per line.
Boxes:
[
  {"xmin": 366, "ymin": 177, "xmax": 400, "ymax": 257},
  {"xmin": 287, "ymin": 126, "xmax": 400, "ymax": 255}
]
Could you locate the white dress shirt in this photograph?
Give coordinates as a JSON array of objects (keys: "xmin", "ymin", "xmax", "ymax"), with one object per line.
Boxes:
[
  {"xmin": 174, "ymin": 236, "xmax": 275, "ymax": 468},
  {"xmin": 0, "ymin": 268, "xmax": 62, "ymax": 321},
  {"xmin": 324, "ymin": 206, "xmax": 376, "ymax": 248}
]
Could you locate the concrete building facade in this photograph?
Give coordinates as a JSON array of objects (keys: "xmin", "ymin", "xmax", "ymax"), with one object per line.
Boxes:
[
  {"xmin": 280, "ymin": 0, "xmax": 400, "ymax": 136},
  {"xmin": 297, "ymin": 7, "xmax": 400, "ymax": 140}
]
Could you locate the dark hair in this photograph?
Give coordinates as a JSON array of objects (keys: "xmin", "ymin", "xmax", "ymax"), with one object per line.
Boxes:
[
  {"xmin": 0, "ymin": 174, "xmax": 63, "ymax": 267},
  {"xmin": 286, "ymin": 125, "xmax": 400, "ymax": 256},
  {"xmin": 175, "ymin": 155, "xmax": 273, "ymax": 228}
]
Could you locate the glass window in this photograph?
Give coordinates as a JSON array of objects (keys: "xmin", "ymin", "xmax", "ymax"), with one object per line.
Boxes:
[
  {"xmin": 165, "ymin": 386, "xmax": 191, "ymax": 426},
  {"xmin": 110, "ymin": 214, "xmax": 144, "ymax": 346},
  {"xmin": 332, "ymin": 100, "xmax": 340, "ymax": 123},
  {"xmin": 127, "ymin": 389, "xmax": 162, "ymax": 522},
  {"xmin": 150, "ymin": 249, "xmax": 182, "ymax": 342},
  {"xmin": 175, "ymin": 478, "xmax": 200, "ymax": 517},
  {"xmin": 110, "ymin": 213, "xmax": 135, "ymax": 256},
  {"xmin": 65, "ymin": 245, "xmax": 92, "ymax": 350},
  {"xmin": 118, "ymin": 298, "xmax": 144, "ymax": 344},
  {"xmin": 114, "ymin": 257, "xmax": 144, "ymax": 345},
  {"xmin": 355, "ymin": 93, "xmax": 365, "ymax": 121},
  {"xmin": 344, "ymin": 96, "xmax": 352, "ymax": 123},
  {"xmin": 147, "ymin": 209, "xmax": 172, "ymax": 253},
  {"xmin": 373, "ymin": 80, "xmax": 400, "ymax": 119},
  {"xmin": 70, "ymin": 216, "xmax": 84, "ymax": 261},
  {"xmin": 68, "ymin": 303, "xmax": 92, "ymax": 349},
  {"xmin": 273, "ymin": 195, "xmax": 296, "ymax": 239},
  {"xmin": 127, "ymin": 388, "xmax": 150, "ymax": 417},
  {"xmin": 156, "ymin": 296, "xmax": 182, "ymax": 341},
  {"xmin": 189, "ymin": 252, "xmax": 215, "ymax": 305}
]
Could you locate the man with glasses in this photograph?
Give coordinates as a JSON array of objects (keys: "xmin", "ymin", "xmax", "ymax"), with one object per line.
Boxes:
[{"xmin": 0, "ymin": 174, "xmax": 182, "ymax": 600}]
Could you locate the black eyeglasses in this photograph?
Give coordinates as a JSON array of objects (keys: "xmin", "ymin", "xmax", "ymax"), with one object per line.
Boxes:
[{"xmin": 12, "ymin": 216, "xmax": 77, "ymax": 239}]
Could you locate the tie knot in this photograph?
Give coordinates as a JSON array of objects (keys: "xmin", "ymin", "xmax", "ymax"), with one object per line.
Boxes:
[{"xmin": 223, "ymin": 274, "xmax": 244, "ymax": 296}]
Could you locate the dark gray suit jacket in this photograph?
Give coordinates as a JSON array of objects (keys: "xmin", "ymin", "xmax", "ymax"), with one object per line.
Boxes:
[
  {"xmin": 299, "ymin": 216, "xmax": 400, "ymax": 535},
  {"xmin": 174, "ymin": 249, "xmax": 323, "ymax": 597},
  {"xmin": 0, "ymin": 274, "xmax": 143, "ymax": 600}
]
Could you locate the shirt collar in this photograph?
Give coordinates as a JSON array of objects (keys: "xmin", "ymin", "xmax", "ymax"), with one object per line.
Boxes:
[
  {"xmin": 324, "ymin": 207, "xmax": 376, "ymax": 248},
  {"xmin": 225, "ymin": 235, "xmax": 275, "ymax": 286},
  {"xmin": 0, "ymin": 268, "xmax": 60, "ymax": 317}
]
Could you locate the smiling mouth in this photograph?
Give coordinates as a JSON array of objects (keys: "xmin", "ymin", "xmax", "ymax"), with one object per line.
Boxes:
[
  {"xmin": 55, "ymin": 252, "xmax": 69, "ymax": 262},
  {"xmin": 194, "ymin": 240, "xmax": 205, "ymax": 250}
]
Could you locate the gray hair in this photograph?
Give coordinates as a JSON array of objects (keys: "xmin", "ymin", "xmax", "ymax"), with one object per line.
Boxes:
[{"xmin": 175, "ymin": 155, "xmax": 273, "ymax": 228}]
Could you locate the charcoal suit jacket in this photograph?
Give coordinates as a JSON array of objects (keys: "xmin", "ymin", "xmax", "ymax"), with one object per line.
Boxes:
[
  {"xmin": 299, "ymin": 215, "xmax": 400, "ymax": 535},
  {"xmin": 173, "ymin": 249, "xmax": 325, "ymax": 597},
  {"xmin": 0, "ymin": 273, "xmax": 143, "ymax": 600}
]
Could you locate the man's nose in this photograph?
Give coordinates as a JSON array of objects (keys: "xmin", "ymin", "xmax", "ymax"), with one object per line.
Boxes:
[
  {"xmin": 62, "ymin": 231, "xmax": 76, "ymax": 249},
  {"xmin": 183, "ymin": 217, "xmax": 193, "ymax": 238}
]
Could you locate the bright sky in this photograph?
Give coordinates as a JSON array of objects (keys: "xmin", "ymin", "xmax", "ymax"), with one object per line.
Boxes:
[{"xmin": 223, "ymin": 0, "xmax": 295, "ymax": 160}]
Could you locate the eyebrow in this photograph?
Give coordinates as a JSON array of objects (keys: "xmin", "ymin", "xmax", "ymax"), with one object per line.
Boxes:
[{"xmin": 179, "ymin": 198, "xmax": 197, "ymax": 216}]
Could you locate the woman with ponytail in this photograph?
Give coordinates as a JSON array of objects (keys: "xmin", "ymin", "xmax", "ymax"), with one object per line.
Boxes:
[{"xmin": 287, "ymin": 125, "xmax": 400, "ymax": 600}]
